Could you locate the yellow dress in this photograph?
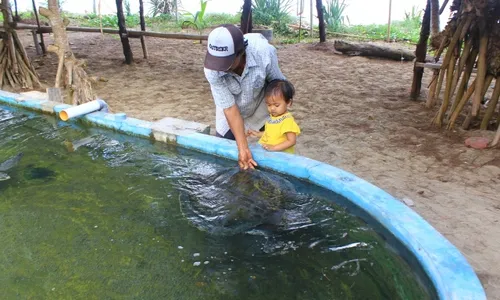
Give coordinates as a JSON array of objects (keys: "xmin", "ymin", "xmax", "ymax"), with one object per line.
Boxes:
[{"xmin": 258, "ymin": 112, "xmax": 301, "ymax": 154}]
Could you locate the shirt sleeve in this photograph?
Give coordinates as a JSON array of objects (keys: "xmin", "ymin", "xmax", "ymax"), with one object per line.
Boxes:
[
  {"xmin": 204, "ymin": 68, "xmax": 236, "ymax": 109},
  {"xmin": 265, "ymin": 45, "xmax": 286, "ymax": 82},
  {"xmin": 280, "ymin": 118, "xmax": 301, "ymax": 136}
]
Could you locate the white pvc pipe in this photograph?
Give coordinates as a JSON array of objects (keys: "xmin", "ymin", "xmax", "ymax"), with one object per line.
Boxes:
[{"xmin": 59, "ymin": 99, "xmax": 108, "ymax": 121}]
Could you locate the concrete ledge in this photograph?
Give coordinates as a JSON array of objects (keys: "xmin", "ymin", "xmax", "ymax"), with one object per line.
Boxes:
[
  {"xmin": 152, "ymin": 117, "xmax": 211, "ymax": 143},
  {"xmin": 0, "ymin": 90, "xmax": 487, "ymax": 300}
]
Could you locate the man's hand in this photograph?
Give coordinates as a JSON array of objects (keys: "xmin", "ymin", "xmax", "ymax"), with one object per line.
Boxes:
[
  {"xmin": 223, "ymin": 105, "xmax": 258, "ymax": 170},
  {"xmin": 238, "ymin": 145, "xmax": 258, "ymax": 170}
]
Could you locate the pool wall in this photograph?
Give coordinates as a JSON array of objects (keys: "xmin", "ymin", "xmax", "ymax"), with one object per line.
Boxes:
[{"xmin": 0, "ymin": 90, "xmax": 486, "ymax": 300}]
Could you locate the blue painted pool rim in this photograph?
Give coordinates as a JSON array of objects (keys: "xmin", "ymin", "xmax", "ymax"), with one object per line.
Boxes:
[{"xmin": 0, "ymin": 90, "xmax": 486, "ymax": 299}]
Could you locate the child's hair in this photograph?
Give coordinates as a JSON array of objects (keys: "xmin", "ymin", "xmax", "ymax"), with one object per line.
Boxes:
[{"xmin": 264, "ymin": 79, "xmax": 295, "ymax": 104}]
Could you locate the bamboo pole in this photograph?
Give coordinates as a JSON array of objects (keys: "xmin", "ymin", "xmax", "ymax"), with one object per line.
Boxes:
[
  {"xmin": 434, "ymin": 52, "xmax": 457, "ymax": 126},
  {"xmin": 462, "ymin": 75, "xmax": 493, "ymax": 129},
  {"xmin": 480, "ymin": 78, "xmax": 500, "ymax": 130},
  {"xmin": 492, "ymin": 122, "xmax": 500, "ymax": 147},
  {"xmin": 448, "ymin": 47, "xmax": 478, "ymax": 117},
  {"xmin": 447, "ymin": 78, "xmax": 477, "ymax": 129},
  {"xmin": 432, "ymin": 63, "xmax": 446, "ymax": 107},
  {"xmin": 440, "ymin": 18, "xmax": 468, "ymax": 70},
  {"xmin": 448, "ymin": 38, "xmax": 472, "ymax": 101},
  {"xmin": 426, "ymin": 70, "xmax": 439, "ymax": 107},
  {"xmin": 471, "ymin": 33, "xmax": 489, "ymax": 116}
]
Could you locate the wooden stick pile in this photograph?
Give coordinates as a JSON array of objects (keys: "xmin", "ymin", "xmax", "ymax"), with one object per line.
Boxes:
[
  {"xmin": 0, "ymin": 0, "xmax": 40, "ymax": 89},
  {"xmin": 425, "ymin": 0, "xmax": 500, "ymax": 138}
]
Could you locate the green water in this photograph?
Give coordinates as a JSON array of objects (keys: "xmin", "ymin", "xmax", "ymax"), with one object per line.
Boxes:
[{"xmin": 0, "ymin": 106, "xmax": 435, "ymax": 299}]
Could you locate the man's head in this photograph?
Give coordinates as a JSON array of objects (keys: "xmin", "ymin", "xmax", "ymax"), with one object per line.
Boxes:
[{"xmin": 205, "ymin": 24, "xmax": 246, "ymax": 72}]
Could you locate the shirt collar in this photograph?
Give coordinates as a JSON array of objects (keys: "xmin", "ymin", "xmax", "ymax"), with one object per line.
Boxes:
[{"xmin": 217, "ymin": 51, "xmax": 258, "ymax": 77}]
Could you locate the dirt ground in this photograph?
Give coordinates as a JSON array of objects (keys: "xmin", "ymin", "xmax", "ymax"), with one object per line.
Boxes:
[{"xmin": 16, "ymin": 30, "xmax": 500, "ymax": 299}]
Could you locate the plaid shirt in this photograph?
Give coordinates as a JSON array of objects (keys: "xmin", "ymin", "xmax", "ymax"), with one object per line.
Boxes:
[{"xmin": 204, "ymin": 33, "xmax": 286, "ymax": 136}]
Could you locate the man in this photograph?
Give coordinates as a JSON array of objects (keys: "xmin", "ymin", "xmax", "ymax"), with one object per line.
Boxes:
[{"xmin": 204, "ymin": 24, "xmax": 286, "ymax": 170}]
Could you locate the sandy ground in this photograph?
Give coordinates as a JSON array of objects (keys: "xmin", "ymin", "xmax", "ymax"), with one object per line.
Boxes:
[{"xmin": 14, "ymin": 30, "xmax": 500, "ymax": 298}]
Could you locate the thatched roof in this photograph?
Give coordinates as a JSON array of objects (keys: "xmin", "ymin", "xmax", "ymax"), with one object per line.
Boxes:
[{"xmin": 435, "ymin": 0, "xmax": 500, "ymax": 76}]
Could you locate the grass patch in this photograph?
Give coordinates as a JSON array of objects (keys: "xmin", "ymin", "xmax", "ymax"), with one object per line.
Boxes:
[{"xmin": 342, "ymin": 19, "xmax": 421, "ymax": 43}]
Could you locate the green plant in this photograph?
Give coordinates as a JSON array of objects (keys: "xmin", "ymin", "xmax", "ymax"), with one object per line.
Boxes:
[
  {"xmin": 252, "ymin": 0, "xmax": 294, "ymax": 34},
  {"xmin": 149, "ymin": 0, "xmax": 178, "ymax": 17},
  {"xmin": 125, "ymin": 0, "xmax": 132, "ymax": 17},
  {"xmin": 404, "ymin": 5, "xmax": 422, "ymax": 23},
  {"xmin": 344, "ymin": 20, "xmax": 421, "ymax": 43},
  {"xmin": 204, "ymin": 12, "xmax": 240, "ymax": 26},
  {"xmin": 323, "ymin": 0, "xmax": 349, "ymax": 33},
  {"xmin": 181, "ymin": 0, "xmax": 208, "ymax": 32}
]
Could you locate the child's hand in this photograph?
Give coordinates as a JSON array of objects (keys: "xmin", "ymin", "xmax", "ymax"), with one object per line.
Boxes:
[
  {"xmin": 262, "ymin": 144, "xmax": 277, "ymax": 151},
  {"xmin": 247, "ymin": 129, "xmax": 262, "ymax": 138}
]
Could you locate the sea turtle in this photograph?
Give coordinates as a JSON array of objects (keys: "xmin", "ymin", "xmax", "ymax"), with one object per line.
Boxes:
[
  {"xmin": 0, "ymin": 153, "xmax": 23, "ymax": 181},
  {"xmin": 178, "ymin": 168, "xmax": 310, "ymax": 236}
]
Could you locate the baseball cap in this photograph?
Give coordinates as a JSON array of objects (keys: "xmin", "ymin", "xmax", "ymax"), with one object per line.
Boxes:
[{"xmin": 204, "ymin": 24, "xmax": 245, "ymax": 71}]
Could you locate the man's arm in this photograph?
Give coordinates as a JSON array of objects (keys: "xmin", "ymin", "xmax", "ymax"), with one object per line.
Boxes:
[
  {"xmin": 224, "ymin": 105, "xmax": 257, "ymax": 169},
  {"xmin": 224, "ymin": 105, "xmax": 248, "ymax": 149},
  {"xmin": 204, "ymin": 69, "xmax": 257, "ymax": 169}
]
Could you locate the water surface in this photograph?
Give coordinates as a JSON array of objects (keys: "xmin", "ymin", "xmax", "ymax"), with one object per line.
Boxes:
[{"xmin": 0, "ymin": 106, "xmax": 434, "ymax": 299}]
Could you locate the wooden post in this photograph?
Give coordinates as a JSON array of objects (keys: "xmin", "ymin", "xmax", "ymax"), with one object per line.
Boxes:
[
  {"xmin": 241, "ymin": 0, "xmax": 252, "ymax": 34},
  {"xmin": 31, "ymin": 0, "xmax": 46, "ymax": 54},
  {"xmin": 138, "ymin": 0, "xmax": 148, "ymax": 59},
  {"xmin": 31, "ymin": 29, "xmax": 42, "ymax": 55},
  {"xmin": 439, "ymin": 0, "xmax": 449, "ymax": 15},
  {"xmin": 386, "ymin": 0, "xmax": 392, "ymax": 42},
  {"xmin": 316, "ymin": 0, "xmax": 325, "ymax": 42},
  {"xmin": 410, "ymin": 0, "xmax": 431, "ymax": 99},
  {"xmin": 13, "ymin": 0, "xmax": 19, "ymax": 21},
  {"xmin": 116, "ymin": 0, "xmax": 133, "ymax": 64}
]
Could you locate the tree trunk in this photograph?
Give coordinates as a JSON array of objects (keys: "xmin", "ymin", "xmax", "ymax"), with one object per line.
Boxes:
[
  {"xmin": 115, "ymin": 0, "xmax": 133, "ymax": 64},
  {"xmin": 334, "ymin": 40, "xmax": 416, "ymax": 61},
  {"xmin": 316, "ymin": 0, "xmax": 325, "ymax": 42},
  {"xmin": 410, "ymin": 0, "xmax": 431, "ymax": 99},
  {"xmin": 430, "ymin": 0, "xmax": 440, "ymax": 38},
  {"xmin": 39, "ymin": 0, "xmax": 95, "ymax": 105},
  {"xmin": 0, "ymin": 0, "xmax": 40, "ymax": 89},
  {"xmin": 138, "ymin": 0, "xmax": 148, "ymax": 59},
  {"xmin": 240, "ymin": 0, "xmax": 252, "ymax": 34}
]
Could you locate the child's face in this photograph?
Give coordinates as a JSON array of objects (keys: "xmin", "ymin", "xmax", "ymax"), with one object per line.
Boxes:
[{"xmin": 265, "ymin": 94, "xmax": 291, "ymax": 117}]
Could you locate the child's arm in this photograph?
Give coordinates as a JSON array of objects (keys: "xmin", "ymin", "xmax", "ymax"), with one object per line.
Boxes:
[
  {"xmin": 247, "ymin": 129, "xmax": 264, "ymax": 138},
  {"xmin": 262, "ymin": 132, "xmax": 296, "ymax": 151}
]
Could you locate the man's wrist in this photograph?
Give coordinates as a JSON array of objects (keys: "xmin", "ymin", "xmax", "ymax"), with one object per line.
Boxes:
[{"xmin": 236, "ymin": 138, "xmax": 248, "ymax": 151}]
